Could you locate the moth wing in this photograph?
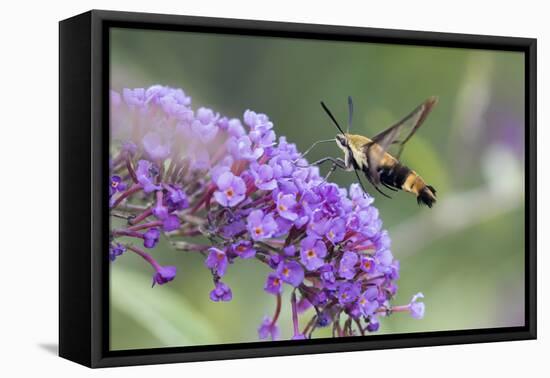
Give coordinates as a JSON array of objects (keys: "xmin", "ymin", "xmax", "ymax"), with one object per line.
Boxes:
[
  {"xmin": 370, "ymin": 96, "xmax": 438, "ymax": 160},
  {"xmin": 365, "ymin": 145, "xmax": 381, "ymax": 184}
]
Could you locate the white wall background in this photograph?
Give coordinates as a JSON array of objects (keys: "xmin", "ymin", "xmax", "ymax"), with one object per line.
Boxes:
[{"xmin": 0, "ymin": 0, "xmax": 546, "ymax": 376}]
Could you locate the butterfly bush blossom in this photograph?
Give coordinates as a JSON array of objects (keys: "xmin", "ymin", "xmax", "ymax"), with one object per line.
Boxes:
[{"xmin": 109, "ymin": 85, "xmax": 425, "ymax": 340}]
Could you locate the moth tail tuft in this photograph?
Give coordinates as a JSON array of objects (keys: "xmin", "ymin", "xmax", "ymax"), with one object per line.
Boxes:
[{"xmin": 417, "ymin": 185, "xmax": 437, "ymax": 208}]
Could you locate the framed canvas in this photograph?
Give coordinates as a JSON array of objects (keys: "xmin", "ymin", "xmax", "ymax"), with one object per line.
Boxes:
[{"xmin": 59, "ymin": 10, "xmax": 537, "ymax": 368}]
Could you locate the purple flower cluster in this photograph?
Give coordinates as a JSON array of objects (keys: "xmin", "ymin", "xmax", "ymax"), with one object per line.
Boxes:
[{"xmin": 109, "ymin": 85, "xmax": 424, "ymax": 339}]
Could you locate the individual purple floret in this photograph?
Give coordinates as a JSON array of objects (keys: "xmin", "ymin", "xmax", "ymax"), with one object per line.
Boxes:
[
  {"xmin": 205, "ymin": 247, "xmax": 229, "ymax": 277},
  {"xmin": 366, "ymin": 317, "xmax": 380, "ymax": 332},
  {"xmin": 153, "ymin": 265, "xmax": 177, "ymax": 286},
  {"xmin": 264, "ymin": 273, "xmax": 283, "ymax": 295},
  {"xmin": 250, "ymin": 162, "xmax": 277, "ymax": 191},
  {"xmin": 135, "ymin": 160, "xmax": 161, "ymax": 193},
  {"xmin": 409, "ymin": 292, "xmax": 426, "ymax": 319},
  {"xmin": 210, "ymin": 281, "xmax": 233, "ymax": 302},
  {"xmin": 276, "ymin": 260, "xmax": 304, "ymax": 287},
  {"xmin": 162, "ymin": 215, "xmax": 181, "ymax": 232},
  {"xmin": 326, "ymin": 218, "xmax": 346, "ymax": 244},
  {"xmin": 358, "ymin": 287, "xmax": 379, "ymax": 316},
  {"xmin": 231, "ymin": 240, "xmax": 256, "ymax": 259},
  {"xmin": 109, "ymin": 84, "xmax": 425, "ymax": 341},
  {"xmin": 338, "ymin": 251, "xmax": 358, "ymax": 279},
  {"xmin": 247, "ymin": 209, "xmax": 278, "ymax": 241},
  {"xmin": 258, "ymin": 316, "xmax": 280, "ymax": 341},
  {"xmin": 337, "ymin": 282, "xmax": 360, "ymax": 305},
  {"xmin": 109, "ymin": 243, "xmax": 126, "ymax": 262},
  {"xmin": 359, "ymin": 255, "xmax": 376, "ymax": 274},
  {"xmin": 275, "ymin": 192, "xmax": 298, "ymax": 221},
  {"xmin": 165, "ymin": 185, "xmax": 189, "ymax": 210},
  {"xmin": 213, "ymin": 171, "xmax": 246, "ymax": 207},
  {"xmin": 143, "ymin": 228, "xmax": 160, "ymax": 249},
  {"xmin": 299, "ymin": 236, "xmax": 327, "ymax": 271},
  {"xmin": 110, "ymin": 175, "xmax": 127, "ymax": 197}
]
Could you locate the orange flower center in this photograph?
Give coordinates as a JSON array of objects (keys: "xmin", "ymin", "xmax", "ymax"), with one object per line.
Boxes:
[
  {"xmin": 283, "ymin": 267, "xmax": 290, "ymax": 277},
  {"xmin": 226, "ymin": 188, "xmax": 234, "ymax": 198},
  {"xmin": 307, "ymin": 249, "xmax": 315, "ymax": 258},
  {"xmin": 254, "ymin": 227, "xmax": 263, "ymax": 235}
]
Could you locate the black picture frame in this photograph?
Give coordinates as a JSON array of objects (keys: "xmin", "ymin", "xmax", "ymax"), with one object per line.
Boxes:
[{"xmin": 59, "ymin": 9, "xmax": 537, "ymax": 368}]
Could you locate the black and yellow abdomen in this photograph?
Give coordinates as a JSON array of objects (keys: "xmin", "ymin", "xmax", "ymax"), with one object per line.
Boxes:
[{"xmin": 378, "ymin": 162, "xmax": 437, "ymax": 208}]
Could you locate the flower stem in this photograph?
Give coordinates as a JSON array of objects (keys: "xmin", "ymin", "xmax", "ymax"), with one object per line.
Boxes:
[
  {"xmin": 125, "ymin": 156, "xmax": 138, "ymax": 184},
  {"xmin": 112, "ymin": 229, "xmax": 143, "ymax": 239},
  {"xmin": 171, "ymin": 241, "xmax": 209, "ymax": 252},
  {"xmin": 302, "ymin": 314, "xmax": 317, "ymax": 336},
  {"xmin": 127, "ymin": 220, "xmax": 162, "ymax": 232},
  {"xmin": 127, "ymin": 244, "xmax": 161, "ymax": 271},
  {"xmin": 389, "ymin": 305, "xmax": 410, "ymax": 314},
  {"xmin": 130, "ymin": 208, "xmax": 153, "ymax": 225},
  {"xmin": 354, "ymin": 318, "xmax": 365, "ymax": 336},
  {"xmin": 191, "ymin": 185, "xmax": 216, "ymax": 214},
  {"xmin": 291, "ymin": 291, "xmax": 300, "ymax": 337},
  {"xmin": 270, "ymin": 293, "xmax": 282, "ymax": 327},
  {"xmin": 164, "ymin": 156, "xmax": 177, "ymax": 182},
  {"xmin": 156, "ymin": 189, "xmax": 164, "ymax": 208},
  {"xmin": 111, "ymin": 184, "xmax": 142, "ymax": 208}
]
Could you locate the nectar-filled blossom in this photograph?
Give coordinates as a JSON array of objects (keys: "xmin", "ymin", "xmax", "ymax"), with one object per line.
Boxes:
[
  {"xmin": 276, "ymin": 260, "xmax": 304, "ymax": 287},
  {"xmin": 109, "ymin": 84, "xmax": 424, "ymax": 340},
  {"xmin": 247, "ymin": 209, "xmax": 278, "ymax": 241},
  {"xmin": 205, "ymin": 247, "xmax": 229, "ymax": 277},
  {"xmin": 299, "ymin": 236, "xmax": 327, "ymax": 271},
  {"xmin": 214, "ymin": 171, "xmax": 246, "ymax": 207},
  {"xmin": 264, "ymin": 273, "xmax": 284, "ymax": 295}
]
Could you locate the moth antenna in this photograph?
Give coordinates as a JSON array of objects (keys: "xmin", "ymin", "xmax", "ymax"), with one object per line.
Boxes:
[
  {"xmin": 320, "ymin": 101, "xmax": 345, "ymax": 135},
  {"xmin": 347, "ymin": 96, "xmax": 353, "ymax": 133}
]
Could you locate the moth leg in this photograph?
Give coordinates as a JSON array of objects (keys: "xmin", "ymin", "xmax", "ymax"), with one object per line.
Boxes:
[
  {"xmin": 299, "ymin": 139, "xmax": 335, "ymax": 159},
  {"xmin": 364, "ymin": 153, "xmax": 393, "ymax": 198},
  {"xmin": 309, "ymin": 157, "xmax": 350, "ymax": 183},
  {"xmin": 325, "ymin": 162, "xmax": 338, "ymax": 180},
  {"xmin": 293, "ymin": 155, "xmax": 344, "ymax": 170},
  {"xmin": 363, "ymin": 169, "xmax": 392, "ymax": 198},
  {"xmin": 310, "ymin": 157, "xmax": 349, "ymax": 171},
  {"xmin": 382, "ymin": 182, "xmax": 399, "ymax": 192},
  {"xmin": 352, "ymin": 168, "xmax": 370, "ymax": 195}
]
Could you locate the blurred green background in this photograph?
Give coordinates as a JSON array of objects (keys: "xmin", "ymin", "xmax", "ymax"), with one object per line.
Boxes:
[{"xmin": 109, "ymin": 28, "xmax": 525, "ymax": 351}]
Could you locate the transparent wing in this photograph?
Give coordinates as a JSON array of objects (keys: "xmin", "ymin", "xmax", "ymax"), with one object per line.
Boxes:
[{"xmin": 366, "ymin": 96, "xmax": 438, "ymax": 183}]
